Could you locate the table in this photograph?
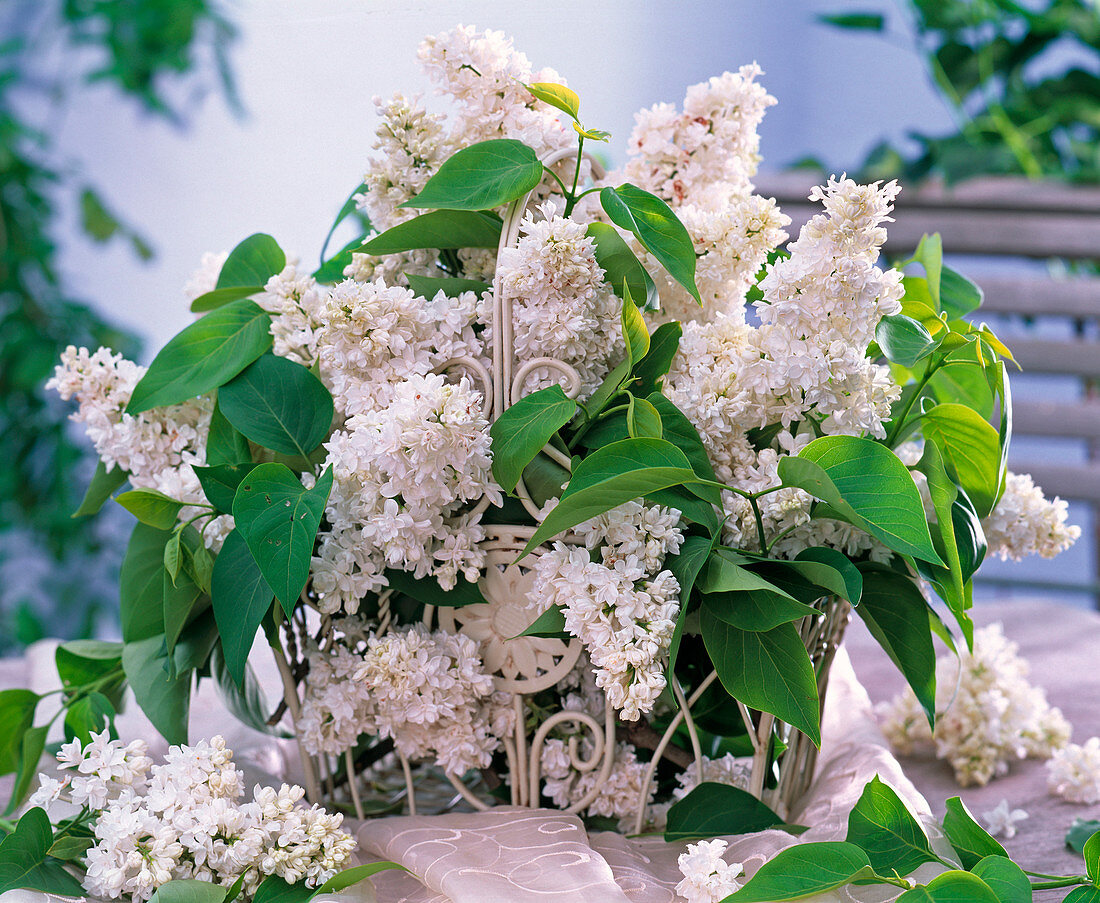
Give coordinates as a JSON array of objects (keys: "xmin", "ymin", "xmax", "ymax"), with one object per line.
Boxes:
[{"xmin": 846, "ymin": 599, "xmax": 1100, "ymax": 886}]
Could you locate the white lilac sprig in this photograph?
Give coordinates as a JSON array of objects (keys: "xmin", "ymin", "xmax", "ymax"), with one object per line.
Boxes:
[{"xmin": 31, "ymin": 732, "xmax": 354, "ymax": 902}]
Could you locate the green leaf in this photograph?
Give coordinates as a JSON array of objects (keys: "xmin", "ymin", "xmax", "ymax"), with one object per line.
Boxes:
[
  {"xmin": 403, "ymin": 139, "xmax": 543, "ymax": 211},
  {"xmin": 793, "ymin": 547, "xmax": 863, "ymax": 604},
  {"xmin": 405, "ymin": 274, "xmax": 491, "ymax": 299},
  {"xmin": 914, "ymin": 442, "xmax": 965, "ymax": 615},
  {"xmin": 1086, "ymin": 831, "xmax": 1100, "ymax": 884},
  {"xmin": 876, "ymin": 314, "xmax": 939, "ymax": 367},
  {"xmin": 573, "ymin": 123, "xmax": 611, "ymax": 142},
  {"xmin": 845, "ymin": 776, "xmax": 936, "ymax": 876},
  {"xmin": 360, "ymin": 210, "xmax": 502, "ymax": 254},
  {"xmin": 970, "ymin": 856, "xmax": 1032, "ymax": 903},
  {"xmin": 586, "ymin": 222, "xmax": 657, "ymax": 310},
  {"xmin": 232, "ymin": 464, "xmax": 334, "ymax": 613},
  {"xmin": 620, "ymin": 286, "xmax": 650, "ymax": 368},
  {"xmin": 1067, "ymin": 819, "xmax": 1100, "ymax": 854},
  {"xmin": 627, "ymin": 394, "xmax": 662, "ymax": 439},
  {"xmin": 818, "ymin": 12, "xmax": 886, "ymax": 30},
  {"xmin": 525, "ymin": 82, "xmax": 580, "ymax": 119},
  {"xmin": 206, "ymin": 399, "xmax": 252, "ymax": 466},
  {"xmin": 942, "ymin": 797, "xmax": 1007, "ymax": 870},
  {"xmin": 120, "ymin": 524, "xmax": 172, "ymax": 642},
  {"xmin": 523, "ymin": 438, "xmax": 697, "ymax": 554},
  {"xmin": 0, "ymin": 691, "xmax": 38, "ymax": 775},
  {"xmin": 127, "ymin": 299, "xmax": 273, "ymax": 413},
  {"xmin": 149, "ymin": 878, "xmax": 230, "ymax": 903},
  {"xmin": 309, "ymin": 861, "xmax": 405, "ymax": 896},
  {"xmin": 700, "ymin": 608, "xmax": 820, "ymax": 745},
  {"xmin": 667, "ymin": 533, "xmax": 715, "ymax": 676},
  {"xmin": 216, "ymin": 234, "xmax": 286, "ymax": 291},
  {"xmin": 1065, "ymin": 888, "xmax": 1100, "ymax": 903},
  {"xmin": 783, "ymin": 437, "xmax": 943, "ymax": 565},
  {"xmin": 219, "ymin": 353, "xmax": 334, "ymax": 458},
  {"xmin": 122, "ymin": 636, "xmax": 191, "ymax": 745},
  {"xmin": 212, "ymin": 529, "xmax": 274, "ymax": 686},
  {"xmin": 490, "ymin": 386, "xmax": 577, "ymax": 493},
  {"xmin": 190, "ymin": 285, "xmax": 263, "ymax": 313},
  {"xmin": 46, "ymin": 834, "xmax": 94, "ymax": 861},
  {"xmin": 162, "ymin": 548, "xmax": 205, "ymax": 655},
  {"xmin": 0, "ymin": 808, "xmax": 84, "ymax": 895},
  {"xmin": 939, "ymin": 266, "xmax": 983, "ymax": 320},
  {"xmin": 896, "ymin": 871, "xmax": 999, "ymax": 903},
  {"xmin": 855, "ymin": 564, "xmax": 937, "ymax": 726},
  {"xmin": 909, "ymin": 233, "xmax": 944, "ymax": 310},
  {"xmin": 64, "ymin": 691, "xmax": 115, "ymax": 744},
  {"xmin": 664, "ymin": 782, "xmax": 786, "ymax": 840},
  {"xmin": 725, "ymin": 842, "xmax": 875, "ymax": 901},
  {"xmin": 195, "ymin": 463, "xmax": 258, "ymax": 514},
  {"xmin": 116, "ymin": 489, "xmax": 185, "ymax": 530},
  {"xmin": 253, "ymin": 876, "xmax": 313, "ymax": 903},
  {"xmin": 701, "ymin": 588, "xmax": 818, "ymax": 633},
  {"xmin": 383, "ymin": 568, "xmax": 485, "ymax": 608},
  {"xmin": 516, "ymin": 605, "xmax": 568, "ymax": 639},
  {"xmin": 5, "ymin": 726, "xmax": 47, "ymax": 815},
  {"xmin": 73, "ymin": 460, "xmax": 128, "ymax": 517},
  {"xmin": 919, "ymin": 404, "xmax": 1002, "ymax": 518},
  {"xmin": 164, "ymin": 531, "xmax": 182, "ymax": 582},
  {"xmin": 632, "ymin": 323, "xmax": 681, "ymax": 396},
  {"xmin": 600, "ymin": 184, "xmax": 699, "ymax": 303}
]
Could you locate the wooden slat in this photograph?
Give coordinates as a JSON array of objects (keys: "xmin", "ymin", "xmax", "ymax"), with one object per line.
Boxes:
[
  {"xmin": 1014, "ymin": 401, "xmax": 1100, "ymax": 441},
  {"xmin": 777, "ymin": 204, "xmax": 1100, "ymax": 259},
  {"xmin": 755, "ymin": 172, "xmax": 1100, "ymax": 215},
  {"xmin": 1014, "ymin": 463, "xmax": 1100, "ymax": 504},
  {"xmin": 976, "ymin": 276, "xmax": 1100, "ymax": 319},
  {"xmin": 1009, "ymin": 339, "xmax": 1100, "ymax": 378}
]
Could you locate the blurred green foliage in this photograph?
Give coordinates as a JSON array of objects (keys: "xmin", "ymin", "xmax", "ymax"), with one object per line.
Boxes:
[
  {"xmin": 821, "ymin": 0, "xmax": 1100, "ymax": 183},
  {"xmin": 0, "ymin": 0, "xmax": 237, "ymax": 651}
]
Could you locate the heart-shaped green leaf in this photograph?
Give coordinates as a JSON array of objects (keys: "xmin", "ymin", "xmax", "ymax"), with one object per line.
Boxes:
[
  {"xmin": 216, "ymin": 234, "xmax": 286, "ymax": 291},
  {"xmin": 212, "ymin": 529, "xmax": 275, "ymax": 686},
  {"xmin": 782, "ymin": 437, "xmax": 943, "ymax": 565},
  {"xmin": 490, "ymin": 385, "xmax": 577, "ymax": 493},
  {"xmin": 232, "ymin": 464, "xmax": 333, "ymax": 612},
  {"xmin": 219, "ymin": 353, "xmax": 334, "ymax": 458},
  {"xmin": 0, "ymin": 807, "xmax": 84, "ymax": 895},
  {"xmin": 701, "ymin": 607, "xmax": 820, "ymax": 745},
  {"xmin": 846, "ymin": 776, "xmax": 937, "ymax": 876}
]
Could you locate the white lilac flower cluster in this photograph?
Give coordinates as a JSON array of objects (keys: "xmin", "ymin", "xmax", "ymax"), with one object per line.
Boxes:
[
  {"xmin": 46, "ymin": 347, "xmax": 233, "ymax": 549},
  {"xmin": 982, "ymin": 471, "xmax": 1080, "ymax": 561},
  {"xmin": 349, "ymin": 26, "xmax": 578, "ymax": 289},
  {"xmin": 621, "ymin": 64, "xmax": 788, "ymax": 324},
  {"xmin": 497, "ymin": 205, "xmax": 623, "ymax": 397},
  {"xmin": 530, "ymin": 501, "xmax": 685, "ymax": 721},
  {"xmin": 878, "ymin": 623, "xmax": 1071, "ymax": 786},
  {"xmin": 1047, "ymin": 737, "xmax": 1100, "ymax": 804},
  {"xmin": 540, "ymin": 739, "xmax": 654, "ymax": 827},
  {"xmin": 666, "ymin": 176, "xmax": 904, "ymax": 556},
  {"xmin": 31, "ymin": 733, "xmax": 354, "ymax": 903},
  {"xmin": 674, "ymin": 839, "xmax": 745, "ymax": 903},
  {"xmin": 298, "ymin": 623, "xmax": 513, "ymax": 775}
]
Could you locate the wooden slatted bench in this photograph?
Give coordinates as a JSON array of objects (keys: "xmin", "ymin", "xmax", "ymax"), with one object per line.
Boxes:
[{"xmin": 754, "ymin": 172, "xmax": 1100, "ymax": 595}]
